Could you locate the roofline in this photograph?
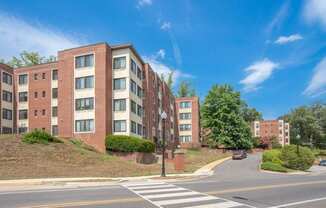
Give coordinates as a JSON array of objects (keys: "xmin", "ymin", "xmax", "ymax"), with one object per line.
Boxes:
[
  {"xmin": 58, "ymin": 42, "xmax": 108, "ymax": 53},
  {"xmin": 14, "ymin": 61, "xmax": 58, "ymax": 71},
  {"xmin": 111, "ymin": 43, "xmax": 145, "ymax": 65}
]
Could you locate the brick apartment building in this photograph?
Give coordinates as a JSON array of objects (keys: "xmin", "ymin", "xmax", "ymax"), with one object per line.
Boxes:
[
  {"xmin": 0, "ymin": 43, "xmax": 183, "ymax": 152},
  {"xmin": 175, "ymin": 97, "xmax": 201, "ymax": 148},
  {"xmin": 252, "ymin": 120, "xmax": 290, "ymax": 147}
]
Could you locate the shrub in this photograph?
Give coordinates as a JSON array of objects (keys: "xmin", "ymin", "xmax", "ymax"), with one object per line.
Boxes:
[
  {"xmin": 22, "ymin": 129, "xmax": 61, "ymax": 144},
  {"xmin": 105, "ymin": 135, "xmax": 155, "ymax": 153},
  {"xmin": 271, "ymin": 137, "xmax": 282, "ymax": 149},
  {"xmin": 318, "ymin": 149, "xmax": 326, "ymax": 156},
  {"xmin": 261, "ymin": 162, "xmax": 288, "ymax": 173},
  {"xmin": 262, "ymin": 149, "xmax": 283, "ymax": 165},
  {"xmin": 280, "ymin": 145, "xmax": 315, "ymax": 171}
]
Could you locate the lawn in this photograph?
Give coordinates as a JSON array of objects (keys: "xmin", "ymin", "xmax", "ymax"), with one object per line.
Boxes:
[{"xmin": 0, "ymin": 136, "xmax": 230, "ymax": 179}]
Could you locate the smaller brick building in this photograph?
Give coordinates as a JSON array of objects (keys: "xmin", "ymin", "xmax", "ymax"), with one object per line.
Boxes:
[
  {"xmin": 252, "ymin": 120, "xmax": 290, "ymax": 147},
  {"xmin": 175, "ymin": 97, "xmax": 201, "ymax": 148}
]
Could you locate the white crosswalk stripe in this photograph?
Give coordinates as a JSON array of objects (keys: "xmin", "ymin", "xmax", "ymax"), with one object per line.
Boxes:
[{"xmin": 121, "ymin": 181, "xmax": 255, "ymax": 208}]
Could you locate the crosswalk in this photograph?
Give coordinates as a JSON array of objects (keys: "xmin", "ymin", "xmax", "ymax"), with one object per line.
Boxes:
[{"xmin": 121, "ymin": 181, "xmax": 255, "ymax": 208}]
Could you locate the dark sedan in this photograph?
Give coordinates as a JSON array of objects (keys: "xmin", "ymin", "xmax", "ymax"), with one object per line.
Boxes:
[{"xmin": 232, "ymin": 150, "xmax": 247, "ymax": 160}]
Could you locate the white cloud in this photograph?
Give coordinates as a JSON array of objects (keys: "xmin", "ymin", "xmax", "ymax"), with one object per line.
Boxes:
[
  {"xmin": 0, "ymin": 13, "xmax": 80, "ymax": 60},
  {"xmin": 303, "ymin": 57, "xmax": 326, "ymax": 97},
  {"xmin": 240, "ymin": 58, "xmax": 280, "ymax": 92},
  {"xmin": 274, "ymin": 34, "xmax": 303, "ymax": 44},
  {"xmin": 137, "ymin": 0, "xmax": 152, "ymax": 7},
  {"xmin": 303, "ymin": 0, "xmax": 326, "ymax": 30},
  {"xmin": 160, "ymin": 21, "xmax": 171, "ymax": 30},
  {"xmin": 156, "ymin": 49, "xmax": 165, "ymax": 59},
  {"xmin": 143, "ymin": 56, "xmax": 192, "ymax": 85},
  {"xmin": 265, "ymin": 1, "xmax": 290, "ymax": 34}
]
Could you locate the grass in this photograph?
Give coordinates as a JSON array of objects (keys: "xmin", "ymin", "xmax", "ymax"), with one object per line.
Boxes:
[
  {"xmin": 0, "ymin": 136, "xmax": 230, "ymax": 179},
  {"xmin": 261, "ymin": 162, "xmax": 288, "ymax": 173}
]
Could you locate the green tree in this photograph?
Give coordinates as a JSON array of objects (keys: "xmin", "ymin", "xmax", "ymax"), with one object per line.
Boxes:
[
  {"xmin": 177, "ymin": 80, "xmax": 196, "ymax": 97},
  {"xmin": 166, "ymin": 71, "xmax": 174, "ymax": 90},
  {"xmin": 1, "ymin": 51, "xmax": 56, "ymax": 68},
  {"xmin": 240, "ymin": 102, "xmax": 262, "ymax": 123},
  {"xmin": 201, "ymin": 84, "xmax": 253, "ymax": 149}
]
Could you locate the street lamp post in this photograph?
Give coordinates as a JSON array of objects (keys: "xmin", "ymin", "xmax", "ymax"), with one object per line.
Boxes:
[
  {"xmin": 161, "ymin": 111, "xmax": 167, "ymax": 177},
  {"xmin": 296, "ymin": 134, "xmax": 301, "ymax": 154}
]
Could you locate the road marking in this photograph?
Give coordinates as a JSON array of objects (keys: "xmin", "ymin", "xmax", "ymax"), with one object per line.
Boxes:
[
  {"xmin": 146, "ymin": 191, "xmax": 198, "ymax": 199},
  {"xmin": 122, "ymin": 181, "xmax": 254, "ymax": 208},
  {"xmin": 184, "ymin": 201, "xmax": 244, "ymax": 208},
  {"xmin": 267, "ymin": 196, "xmax": 326, "ymax": 208}
]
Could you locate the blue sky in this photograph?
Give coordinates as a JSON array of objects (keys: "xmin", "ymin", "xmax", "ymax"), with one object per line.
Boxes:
[{"xmin": 0, "ymin": 0, "xmax": 325, "ymax": 119}]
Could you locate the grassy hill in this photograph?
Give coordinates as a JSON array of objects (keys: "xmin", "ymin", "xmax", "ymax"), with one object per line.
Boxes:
[{"xmin": 0, "ymin": 135, "xmax": 230, "ymax": 180}]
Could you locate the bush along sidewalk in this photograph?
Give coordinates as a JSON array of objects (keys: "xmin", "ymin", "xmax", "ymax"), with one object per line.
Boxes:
[
  {"xmin": 261, "ymin": 145, "xmax": 315, "ymax": 173},
  {"xmin": 105, "ymin": 135, "xmax": 155, "ymax": 153}
]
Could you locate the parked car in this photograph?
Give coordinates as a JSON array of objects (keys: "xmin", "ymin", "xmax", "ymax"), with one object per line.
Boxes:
[
  {"xmin": 232, "ymin": 150, "xmax": 247, "ymax": 160},
  {"xmin": 319, "ymin": 160, "xmax": 326, "ymax": 166}
]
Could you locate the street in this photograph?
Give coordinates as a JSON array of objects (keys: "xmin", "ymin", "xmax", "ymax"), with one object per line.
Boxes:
[{"xmin": 1, "ymin": 153, "xmax": 326, "ymax": 208}]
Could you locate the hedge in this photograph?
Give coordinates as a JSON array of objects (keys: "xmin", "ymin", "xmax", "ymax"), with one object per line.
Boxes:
[
  {"xmin": 22, "ymin": 129, "xmax": 61, "ymax": 144},
  {"xmin": 280, "ymin": 145, "xmax": 315, "ymax": 171},
  {"xmin": 105, "ymin": 135, "xmax": 155, "ymax": 153},
  {"xmin": 262, "ymin": 149, "xmax": 283, "ymax": 166},
  {"xmin": 261, "ymin": 162, "xmax": 288, "ymax": 173}
]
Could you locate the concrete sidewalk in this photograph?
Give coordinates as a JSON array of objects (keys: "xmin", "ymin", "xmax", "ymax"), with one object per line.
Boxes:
[{"xmin": 0, "ymin": 156, "xmax": 232, "ymax": 188}]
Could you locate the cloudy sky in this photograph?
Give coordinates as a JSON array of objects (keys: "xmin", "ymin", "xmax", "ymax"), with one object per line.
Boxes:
[{"xmin": 0, "ymin": 0, "xmax": 325, "ymax": 119}]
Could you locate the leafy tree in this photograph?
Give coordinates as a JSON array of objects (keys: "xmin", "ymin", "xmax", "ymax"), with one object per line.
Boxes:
[
  {"xmin": 201, "ymin": 84, "xmax": 253, "ymax": 149},
  {"xmin": 166, "ymin": 71, "xmax": 174, "ymax": 90},
  {"xmin": 283, "ymin": 106, "xmax": 323, "ymax": 148},
  {"xmin": 177, "ymin": 80, "xmax": 196, "ymax": 97},
  {"xmin": 1, "ymin": 51, "xmax": 56, "ymax": 68},
  {"xmin": 240, "ymin": 102, "xmax": 262, "ymax": 123}
]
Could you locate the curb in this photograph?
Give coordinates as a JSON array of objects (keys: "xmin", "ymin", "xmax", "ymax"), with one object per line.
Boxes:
[
  {"xmin": 0, "ymin": 156, "xmax": 232, "ymax": 186},
  {"xmin": 258, "ymin": 163, "xmax": 309, "ymax": 175}
]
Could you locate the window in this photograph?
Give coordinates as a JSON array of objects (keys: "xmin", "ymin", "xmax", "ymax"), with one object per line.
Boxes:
[
  {"xmin": 19, "ymin": 92, "xmax": 28, "ymax": 102},
  {"xmin": 137, "ymin": 123, "xmax": 142, "ymax": 135},
  {"xmin": 131, "ymin": 121, "xmax": 137, "ymax": 134},
  {"xmin": 2, "ymin": 108, "xmax": 12, "ymax": 120},
  {"xmin": 180, "ymin": 124, "xmax": 191, "ymax": 131},
  {"xmin": 130, "ymin": 79, "xmax": 137, "ymax": 94},
  {"xmin": 75, "ymin": 76, "xmax": 94, "ymax": 89},
  {"xmin": 75, "ymin": 97, "xmax": 94, "ymax": 110},
  {"xmin": 113, "ymin": 78, "xmax": 126, "ymax": 90},
  {"xmin": 34, "ymin": 91, "xmax": 38, "ymax": 98},
  {"xmin": 42, "ymin": 109, "xmax": 46, "ymax": 116},
  {"xmin": 179, "ymin": 136, "xmax": 192, "ymax": 143},
  {"xmin": 52, "ymin": 125, "xmax": 58, "ymax": 136},
  {"xmin": 2, "ymin": 72, "xmax": 12, "ymax": 85},
  {"xmin": 113, "ymin": 99, "xmax": 126, "ymax": 111},
  {"xmin": 34, "ymin": 110, "xmax": 38, "ymax": 116},
  {"xmin": 18, "ymin": 127, "xmax": 28, "ymax": 134},
  {"xmin": 52, "ymin": 69, "xmax": 58, "ymax": 80},
  {"xmin": 52, "ymin": 106, "xmax": 57, "ymax": 117},
  {"xmin": 75, "ymin": 119, "xmax": 94, "ymax": 132},
  {"xmin": 137, "ymin": 86, "xmax": 143, "ymax": 98},
  {"xmin": 42, "ymin": 73, "xmax": 46, "ymax": 79},
  {"xmin": 137, "ymin": 104, "xmax": 143, "ymax": 117},
  {"xmin": 131, "ymin": 100, "xmax": 137, "ymax": 113},
  {"xmin": 137, "ymin": 67, "xmax": 142, "ymax": 80},
  {"xmin": 19, "ymin": 110, "xmax": 28, "ymax": 120},
  {"xmin": 114, "ymin": 120, "xmax": 126, "ymax": 132},
  {"xmin": 42, "ymin": 91, "xmax": 46, "ymax": 97},
  {"xmin": 75, "ymin": 54, "xmax": 94, "ymax": 68},
  {"xmin": 113, "ymin": 56, "xmax": 126, "ymax": 69},
  {"xmin": 19, "ymin": 74, "xmax": 28, "ymax": 85},
  {"xmin": 179, "ymin": 113, "xmax": 191, "ymax": 120},
  {"xmin": 52, "ymin": 88, "xmax": 58, "ymax": 99},
  {"xmin": 180, "ymin": 101, "xmax": 191, "ymax": 108},
  {"xmin": 2, "ymin": 127, "xmax": 12, "ymax": 134},
  {"xmin": 34, "ymin": 73, "xmax": 38, "ymax": 80},
  {"xmin": 131, "ymin": 59, "xmax": 137, "ymax": 74},
  {"xmin": 2, "ymin": 90, "xmax": 12, "ymax": 102}
]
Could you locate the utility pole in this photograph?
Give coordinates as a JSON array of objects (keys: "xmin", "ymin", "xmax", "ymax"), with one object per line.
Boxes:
[{"xmin": 161, "ymin": 111, "xmax": 167, "ymax": 177}]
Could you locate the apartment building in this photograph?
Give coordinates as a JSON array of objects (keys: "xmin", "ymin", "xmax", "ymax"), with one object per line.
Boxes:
[
  {"xmin": 4, "ymin": 42, "xmax": 177, "ymax": 152},
  {"xmin": 0, "ymin": 64, "xmax": 15, "ymax": 134},
  {"xmin": 175, "ymin": 97, "xmax": 201, "ymax": 148},
  {"xmin": 252, "ymin": 120, "xmax": 290, "ymax": 147}
]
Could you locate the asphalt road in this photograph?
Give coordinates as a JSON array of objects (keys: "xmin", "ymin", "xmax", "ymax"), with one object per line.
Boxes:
[{"xmin": 1, "ymin": 153, "xmax": 326, "ymax": 208}]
